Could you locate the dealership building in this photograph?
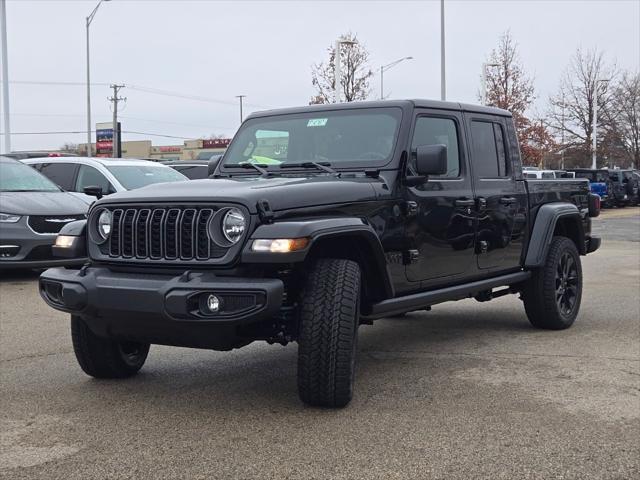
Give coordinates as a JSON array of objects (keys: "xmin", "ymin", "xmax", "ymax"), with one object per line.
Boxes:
[{"xmin": 78, "ymin": 137, "xmax": 230, "ymax": 161}]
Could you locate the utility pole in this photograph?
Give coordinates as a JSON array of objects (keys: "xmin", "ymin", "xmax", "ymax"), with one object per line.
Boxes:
[
  {"xmin": 440, "ymin": 0, "xmax": 446, "ymax": 101},
  {"xmin": 560, "ymin": 92, "xmax": 565, "ymax": 170},
  {"xmin": 592, "ymin": 79, "xmax": 609, "ymax": 170},
  {"xmin": 109, "ymin": 84, "xmax": 125, "ymax": 158},
  {"xmin": 1, "ymin": 0, "xmax": 11, "ymax": 153},
  {"xmin": 334, "ymin": 38, "xmax": 358, "ymax": 103},
  {"xmin": 236, "ymin": 95, "xmax": 246, "ymax": 123}
]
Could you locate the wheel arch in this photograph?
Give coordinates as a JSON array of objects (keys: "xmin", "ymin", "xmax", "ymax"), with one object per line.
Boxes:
[{"xmin": 525, "ymin": 203, "xmax": 586, "ymax": 268}]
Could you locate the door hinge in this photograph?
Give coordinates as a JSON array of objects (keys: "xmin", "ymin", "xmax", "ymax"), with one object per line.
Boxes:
[
  {"xmin": 402, "ymin": 201, "xmax": 419, "ymax": 217},
  {"xmin": 403, "ymin": 249, "xmax": 420, "ymax": 265}
]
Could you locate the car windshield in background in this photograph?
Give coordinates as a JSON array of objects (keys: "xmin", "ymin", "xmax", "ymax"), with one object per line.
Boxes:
[
  {"xmin": 106, "ymin": 165, "xmax": 187, "ymax": 190},
  {"xmin": 222, "ymin": 107, "xmax": 402, "ymax": 169},
  {"xmin": 0, "ymin": 161, "xmax": 60, "ymax": 192}
]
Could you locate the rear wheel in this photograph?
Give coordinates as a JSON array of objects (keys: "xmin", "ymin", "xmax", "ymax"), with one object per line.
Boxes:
[
  {"xmin": 297, "ymin": 258, "xmax": 361, "ymax": 408},
  {"xmin": 522, "ymin": 236, "xmax": 583, "ymax": 330},
  {"xmin": 71, "ymin": 315, "xmax": 150, "ymax": 378}
]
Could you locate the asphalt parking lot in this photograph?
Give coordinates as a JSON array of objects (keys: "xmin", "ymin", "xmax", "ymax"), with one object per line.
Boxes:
[{"xmin": 1, "ymin": 208, "xmax": 638, "ymax": 480}]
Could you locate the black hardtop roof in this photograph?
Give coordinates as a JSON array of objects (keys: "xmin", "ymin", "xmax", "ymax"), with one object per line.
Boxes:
[{"xmin": 248, "ymin": 99, "xmax": 512, "ymax": 120}]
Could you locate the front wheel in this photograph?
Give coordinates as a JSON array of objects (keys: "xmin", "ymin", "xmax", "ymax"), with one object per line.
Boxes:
[
  {"xmin": 522, "ymin": 236, "xmax": 583, "ymax": 330},
  {"xmin": 71, "ymin": 316, "xmax": 150, "ymax": 378},
  {"xmin": 297, "ymin": 258, "xmax": 361, "ymax": 408}
]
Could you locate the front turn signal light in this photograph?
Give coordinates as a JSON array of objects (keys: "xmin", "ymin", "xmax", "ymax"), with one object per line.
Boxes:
[{"xmin": 251, "ymin": 238, "xmax": 310, "ymax": 253}]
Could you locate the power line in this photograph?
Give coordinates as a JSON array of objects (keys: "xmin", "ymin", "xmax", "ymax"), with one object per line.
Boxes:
[{"xmin": 0, "ymin": 130, "xmax": 200, "ymax": 140}]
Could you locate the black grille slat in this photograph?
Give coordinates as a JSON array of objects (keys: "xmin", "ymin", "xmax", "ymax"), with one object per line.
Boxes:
[
  {"xmin": 109, "ymin": 209, "xmax": 123, "ymax": 256},
  {"xmin": 164, "ymin": 209, "xmax": 180, "ymax": 259},
  {"xmin": 102, "ymin": 206, "xmax": 232, "ymax": 262},
  {"xmin": 180, "ymin": 209, "xmax": 196, "ymax": 259}
]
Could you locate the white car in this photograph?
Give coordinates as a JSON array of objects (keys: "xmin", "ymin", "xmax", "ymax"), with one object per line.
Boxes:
[{"xmin": 24, "ymin": 157, "xmax": 188, "ymax": 203}]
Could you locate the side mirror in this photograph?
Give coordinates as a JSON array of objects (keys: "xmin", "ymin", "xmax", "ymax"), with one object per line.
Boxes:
[
  {"xmin": 83, "ymin": 185, "xmax": 103, "ymax": 200},
  {"xmin": 208, "ymin": 155, "xmax": 222, "ymax": 176},
  {"xmin": 414, "ymin": 144, "xmax": 448, "ymax": 176}
]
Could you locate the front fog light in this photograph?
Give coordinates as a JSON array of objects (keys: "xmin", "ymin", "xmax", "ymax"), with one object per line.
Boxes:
[
  {"xmin": 205, "ymin": 294, "xmax": 220, "ymax": 313},
  {"xmin": 251, "ymin": 238, "xmax": 310, "ymax": 253}
]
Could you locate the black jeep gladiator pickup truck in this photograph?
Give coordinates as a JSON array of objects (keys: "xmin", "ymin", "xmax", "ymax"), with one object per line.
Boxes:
[{"xmin": 40, "ymin": 100, "xmax": 601, "ymax": 407}]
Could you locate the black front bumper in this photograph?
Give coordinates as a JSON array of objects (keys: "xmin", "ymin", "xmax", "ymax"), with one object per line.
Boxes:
[{"xmin": 39, "ymin": 267, "xmax": 284, "ymax": 349}]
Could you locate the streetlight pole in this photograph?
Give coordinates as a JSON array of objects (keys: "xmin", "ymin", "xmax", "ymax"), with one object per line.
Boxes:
[
  {"xmin": 440, "ymin": 0, "xmax": 446, "ymax": 101},
  {"xmin": 592, "ymin": 79, "xmax": 609, "ymax": 169},
  {"xmin": 86, "ymin": 0, "xmax": 110, "ymax": 157},
  {"xmin": 1, "ymin": 0, "xmax": 11, "ymax": 153},
  {"xmin": 481, "ymin": 62, "xmax": 499, "ymax": 105},
  {"xmin": 380, "ymin": 56, "xmax": 413, "ymax": 100},
  {"xmin": 236, "ymin": 95, "xmax": 246, "ymax": 123},
  {"xmin": 334, "ymin": 38, "xmax": 357, "ymax": 103}
]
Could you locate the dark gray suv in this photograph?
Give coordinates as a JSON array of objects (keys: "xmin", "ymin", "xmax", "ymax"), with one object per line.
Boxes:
[{"xmin": 0, "ymin": 157, "xmax": 88, "ymax": 268}]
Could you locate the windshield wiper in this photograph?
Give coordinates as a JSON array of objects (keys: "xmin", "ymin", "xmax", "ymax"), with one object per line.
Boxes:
[
  {"xmin": 224, "ymin": 163, "xmax": 273, "ymax": 177},
  {"xmin": 280, "ymin": 161, "xmax": 339, "ymax": 176}
]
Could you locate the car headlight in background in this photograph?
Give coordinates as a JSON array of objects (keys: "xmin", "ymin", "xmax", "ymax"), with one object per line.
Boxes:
[
  {"xmin": 221, "ymin": 208, "xmax": 246, "ymax": 244},
  {"xmin": 97, "ymin": 210, "xmax": 112, "ymax": 240},
  {"xmin": 0, "ymin": 213, "xmax": 21, "ymax": 223}
]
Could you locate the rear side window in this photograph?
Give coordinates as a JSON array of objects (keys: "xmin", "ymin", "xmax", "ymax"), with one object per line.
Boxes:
[
  {"xmin": 470, "ymin": 120, "xmax": 509, "ymax": 178},
  {"xmin": 172, "ymin": 165, "xmax": 209, "ymax": 179},
  {"xmin": 36, "ymin": 162, "xmax": 78, "ymax": 190},
  {"xmin": 411, "ymin": 117, "xmax": 460, "ymax": 178}
]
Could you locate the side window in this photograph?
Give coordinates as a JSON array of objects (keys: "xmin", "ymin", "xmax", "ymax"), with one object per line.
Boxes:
[
  {"xmin": 411, "ymin": 117, "xmax": 460, "ymax": 178},
  {"xmin": 470, "ymin": 120, "xmax": 509, "ymax": 178},
  {"xmin": 75, "ymin": 165, "xmax": 114, "ymax": 194},
  {"xmin": 37, "ymin": 163, "xmax": 78, "ymax": 190}
]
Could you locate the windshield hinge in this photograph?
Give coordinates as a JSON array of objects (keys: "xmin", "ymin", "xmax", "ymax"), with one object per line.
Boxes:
[{"xmin": 257, "ymin": 199, "xmax": 275, "ymax": 224}]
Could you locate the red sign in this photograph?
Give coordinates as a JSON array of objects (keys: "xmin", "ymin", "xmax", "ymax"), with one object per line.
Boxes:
[
  {"xmin": 97, "ymin": 141, "xmax": 112, "ymax": 150},
  {"xmin": 159, "ymin": 146, "xmax": 181, "ymax": 153},
  {"xmin": 202, "ymin": 138, "xmax": 231, "ymax": 149}
]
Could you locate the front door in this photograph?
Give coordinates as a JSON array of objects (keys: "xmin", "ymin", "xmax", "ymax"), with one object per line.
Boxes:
[
  {"xmin": 405, "ymin": 111, "xmax": 477, "ymax": 284},
  {"xmin": 465, "ymin": 114, "xmax": 527, "ymax": 271}
]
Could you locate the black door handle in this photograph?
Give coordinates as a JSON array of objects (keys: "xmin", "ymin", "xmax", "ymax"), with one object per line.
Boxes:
[
  {"xmin": 455, "ymin": 198, "xmax": 475, "ymax": 207},
  {"xmin": 499, "ymin": 197, "xmax": 517, "ymax": 205}
]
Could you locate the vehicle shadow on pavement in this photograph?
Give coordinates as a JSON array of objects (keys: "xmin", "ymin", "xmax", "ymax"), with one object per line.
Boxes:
[
  {"xmin": 0, "ymin": 269, "xmax": 42, "ymax": 283},
  {"xmin": 69, "ymin": 305, "xmax": 534, "ymax": 411}
]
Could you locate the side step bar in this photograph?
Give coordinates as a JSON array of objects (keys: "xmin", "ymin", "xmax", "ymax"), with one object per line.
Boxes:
[{"xmin": 364, "ymin": 271, "xmax": 531, "ymax": 320}]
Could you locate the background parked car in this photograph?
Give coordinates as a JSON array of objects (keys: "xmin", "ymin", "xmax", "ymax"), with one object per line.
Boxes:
[
  {"xmin": 522, "ymin": 169, "xmax": 557, "ymax": 179},
  {"xmin": 608, "ymin": 169, "xmax": 639, "ymax": 207},
  {"xmin": 569, "ymin": 169, "xmax": 613, "ymax": 207},
  {"xmin": 161, "ymin": 160, "xmax": 210, "ymax": 180},
  {"xmin": 0, "ymin": 156, "xmax": 88, "ymax": 269},
  {"xmin": 24, "ymin": 157, "xmax": 188, "ymax": 202}
]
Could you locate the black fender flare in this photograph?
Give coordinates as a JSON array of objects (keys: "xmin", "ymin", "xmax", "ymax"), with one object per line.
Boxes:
[
  {"xmin": 58, "ymin": 219, "xmax": 87, "ymax": 237},
  {"xmin": 242, "ymin": 217, "xmax": 394, "ymax": 299},
  {"xmin": 52, "ymin": 220, "xmax": 87, "ymax": 258},
  {"xmin": 524, "ymin": 203, "xmax": 585, "ymax": 268}
]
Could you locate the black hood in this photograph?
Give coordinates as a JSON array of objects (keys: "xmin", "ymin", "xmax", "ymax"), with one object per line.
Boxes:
[
  {"xmin": 0, "ymin": 191, "xmax": 89, "ymax": 215},
  {"xmin": 92, "ymin": 175, "xmax": 382, "ymax": 213}
]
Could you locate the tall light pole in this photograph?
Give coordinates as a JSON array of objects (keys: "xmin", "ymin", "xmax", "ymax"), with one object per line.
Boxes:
[
  {"xmin": 1, "ymin": 0, "xmax": 11, "ymax": 153},
  {"xmin": 334, "ymin": 38, "xmax": 357, "ymax": 103},
  {"xmin": 236, "ymin": 95, "xmax": 246, "ymax": 123},
  {"xmin": 86, "ymin": 0, "xmax": 110, "ymax": 157},
  {"xmin": 440, "ymin": 0, "xmax": 446, "ymax": 101},
  {"xmin": 481, "ymin": 62, "xmax": 499, "ymax": 105},
  {"xmin": 380, "ymin": 56, "xmax": 413, "ymax": 100},
  {"xmin": 592, "ymin": 78, "xmax": 609, "ymax": 169}
]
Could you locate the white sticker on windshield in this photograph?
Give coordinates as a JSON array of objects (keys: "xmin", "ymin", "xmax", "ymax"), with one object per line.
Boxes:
[{"xmin": 307, "ymin": 118, "xmax": 328, "ymax": 127}]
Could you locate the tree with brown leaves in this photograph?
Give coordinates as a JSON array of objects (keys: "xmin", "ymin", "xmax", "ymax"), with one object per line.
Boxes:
[
  {"xmin": 482, "ymin": 31, "xmax": 552, "ymax": 166},
  {"xmin": 310, "ymin": 33, "xmax": 373, "ymax": 104}
]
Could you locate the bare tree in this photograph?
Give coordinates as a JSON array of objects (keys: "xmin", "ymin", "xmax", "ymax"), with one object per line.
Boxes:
[
  {"xmin": 606, "ymin": 72, "xmax": 640, "ymax": 168},
  {"xmin": 482, "ymin": 31, "xmax": 552, "ymax": 165},
  {"xmin": 59, "ymin": 142, "xmax": 79, "ymax": 154},
  {"xmin": 310, "ymin": 32, "xmax": 373, "ymax": 104},
  {"xmin": 548, "ymin": 48, "xmax": 617, "ymax": 167}
]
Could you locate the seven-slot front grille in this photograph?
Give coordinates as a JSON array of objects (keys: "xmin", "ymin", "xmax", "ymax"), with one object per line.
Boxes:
[{"xmin": 107, "ymin": 207, "xmax": 224, "ymax": 261}]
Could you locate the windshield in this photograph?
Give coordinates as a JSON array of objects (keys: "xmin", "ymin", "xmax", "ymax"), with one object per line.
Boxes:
[
  {"xmin": 107, "ymin": 165, "xmax": 187, "ymax": 190},
  {"xmin": 222, "ymin": 107, "xmax": 402, "ymax": 169},
  {"xmin": 0, "ymin": 161, "xmax": 60, "ymax": 192}
]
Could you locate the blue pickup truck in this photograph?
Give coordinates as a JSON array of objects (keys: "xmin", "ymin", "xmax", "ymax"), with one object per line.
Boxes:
[{"xmin": 569, "ymin": 169, "xmax": 612, "ymax": 207}]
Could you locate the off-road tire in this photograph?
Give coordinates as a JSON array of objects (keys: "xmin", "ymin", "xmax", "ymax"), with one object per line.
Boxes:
[
  {"xmin": 297, "ymin": 259, "xmax": 361, "ymax": 408},
  {"xmin": 71, "ymin": 315, "xmax": 150, "ymax": 378},
  {"xmin": 522, "ymin": 236, "xmax": 583, "ymax": 330}
]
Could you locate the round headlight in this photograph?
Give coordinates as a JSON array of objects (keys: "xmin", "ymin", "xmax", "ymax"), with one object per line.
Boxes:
[
  {"xmin": 97, "ymin": 210, "xmax": 112, "ymax": 240},
  {"xmin": 222, "ymin": 208, "xmax": 246, "ymax": 244}
]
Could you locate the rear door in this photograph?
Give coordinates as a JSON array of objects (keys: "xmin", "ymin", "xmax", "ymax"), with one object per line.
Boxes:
[
  {"xmin": 404, "ymin": 109, "xmax": 477, "ymax": 285},
  {"xmin": 465, "ymin": 114, "xmax": 527, "ymax": 271},
  {"xmin": 32, "ymin": 162, "xmax": 79, "ymax": 191}
]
